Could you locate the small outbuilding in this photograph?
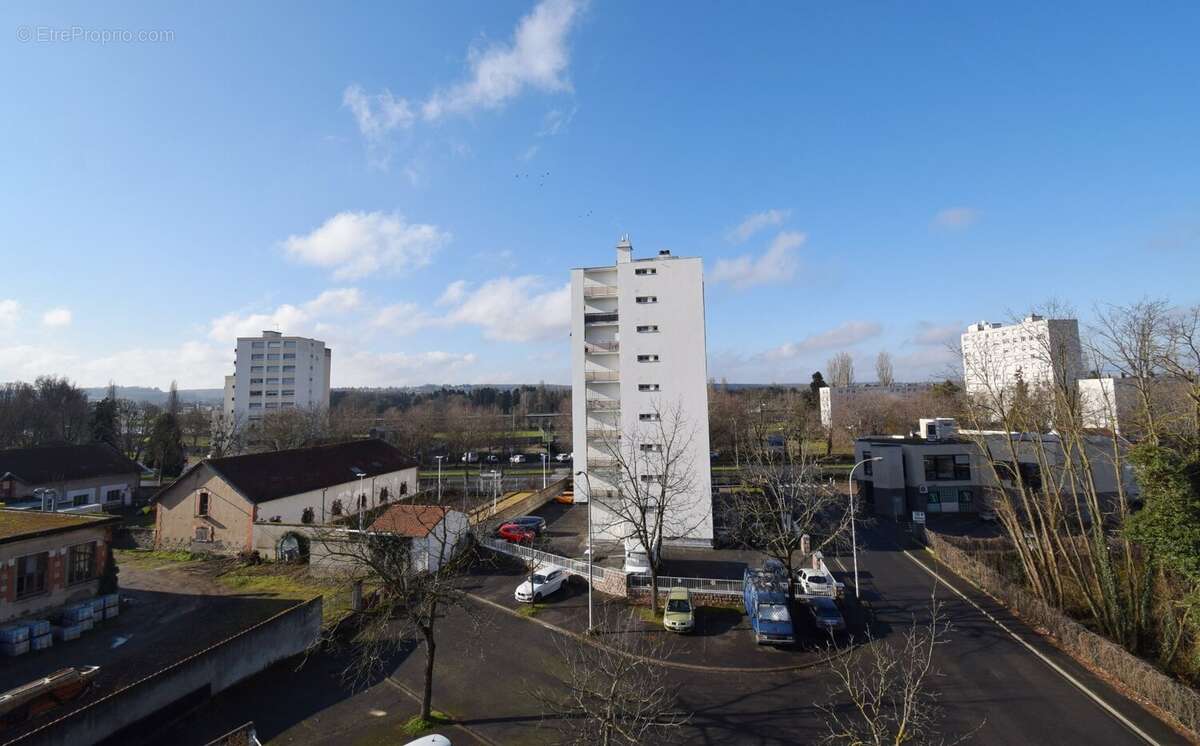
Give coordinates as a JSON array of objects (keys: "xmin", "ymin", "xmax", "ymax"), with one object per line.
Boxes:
[
  {"xmin": 368, "ymin": 504, "xmax": 470, "ymax": 573},
  {"xmin": 0, "ymin": 443, "xmax": 141, "ymax": 509}
]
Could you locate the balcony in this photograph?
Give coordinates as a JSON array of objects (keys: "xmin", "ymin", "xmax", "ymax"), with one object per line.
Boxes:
[
  {"xmin": 586, "ymin": 399, "xmax": 620, "ymax": 411},
  {"xmin": 585, "ymin": 370, "xmax": 620, "ymax": 383},
  {"xmin": 585, "ymin": 340, "xmax": 619, "ymax": 354},
  {"xmin": 589, "ymin": 456, "xmax": 619, "ymax": 468},
  {"xmin": 583, "ymin": 285, "xmax": 618, "ymax": 298},
  {"xmin": 584, "ymin": 312, "xmax": 619, "ymax": 326},
  {"xmin": 587, "ymin": 488, "xmax": 619, "ymax": 500},
  {"xmin": 586, "ymin": 428, "xmax": 620, "ymax": 440}
]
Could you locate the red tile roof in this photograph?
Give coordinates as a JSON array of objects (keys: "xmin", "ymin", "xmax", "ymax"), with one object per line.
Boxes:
[{"xmin": 369, "ymin": 504, "xmax": 451, "ymax": 538}]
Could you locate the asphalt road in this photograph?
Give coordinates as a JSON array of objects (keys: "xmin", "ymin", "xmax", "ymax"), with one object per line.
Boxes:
[
  {"xmin": 150, "ymin": 526, "xmax": 1189, "ymax": 746},
  {"xmin": 846, "ymin": 523, "xmax": 1188, "ymax": 746}
]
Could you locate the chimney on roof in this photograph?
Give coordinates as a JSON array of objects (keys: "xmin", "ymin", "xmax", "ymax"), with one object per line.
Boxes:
[{"xmin": 616, "ymin": 234, "xmax": 633, "ymax": 264}]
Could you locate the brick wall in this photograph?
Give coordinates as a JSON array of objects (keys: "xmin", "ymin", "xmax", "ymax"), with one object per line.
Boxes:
[{"xmin": 628, "ymin": 586, "xmax": 744, "ymax": 609}]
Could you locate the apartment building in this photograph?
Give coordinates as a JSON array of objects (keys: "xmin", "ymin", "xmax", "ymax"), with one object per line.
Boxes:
[
  {"xmin": 570, "ymin": 236, "xmax": 714, "ymax": 548},
  {"xmin": 961, "ymin": 315, "xmax": 1083, "ymax": 397},
  {"xmin": 222, "ymin": 330, "xmax": 331, "ymax": 424},
  {"xmin": 819, "ymin": 382, "xmax": 934, "ymax": 429}
]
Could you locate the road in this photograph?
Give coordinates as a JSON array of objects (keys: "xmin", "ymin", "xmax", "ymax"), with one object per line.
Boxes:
[
  {"xmin": 845, "ymin": 523, "xmax": 1188, "ymax": 745},
  {"xmin": 150, "ymin": 526, "xmax": 1188, "ymax": 746}
]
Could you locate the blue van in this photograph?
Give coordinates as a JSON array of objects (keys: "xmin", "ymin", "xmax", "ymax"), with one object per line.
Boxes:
[{"xmin": 743, "ymin": 566, "xmax": 794, "ymax": 644}]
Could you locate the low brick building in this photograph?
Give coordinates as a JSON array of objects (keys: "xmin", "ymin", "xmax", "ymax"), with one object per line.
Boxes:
[
  {"xmin": 0, "ymin": 443, "xmax": 141, "ymax": 509},
  {"xmin": 0, "ymin": 509, "xmax": 119, "ymax": 623}
]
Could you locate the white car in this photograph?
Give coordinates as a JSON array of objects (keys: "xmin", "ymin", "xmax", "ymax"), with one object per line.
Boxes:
[
  {"xmin": 515, "ymin": 568, "xmax": 568, "ymax": 603},
  {"xmin": 797, "ymin": 567, "xmax": 836, "ymax": 597},
  {"xmin": 555, "ymin": 452, "xmax": 572, "ymax": 462},
  {"xmin": 510, "ymin": 454, "xmax": 526, "ymax": 464}
]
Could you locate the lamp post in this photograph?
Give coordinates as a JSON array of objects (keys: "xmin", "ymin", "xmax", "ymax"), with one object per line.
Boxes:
[
  {"xmin": 541, "ymin": 452, "xmax": 548, "ymax": 490},
  {"xmin": 352, "ymin": 468, "xmax": 367, "ymax": 532},
  {"xmin": 434, "ymin": 455, "xmax": 444, "ymax": 502},
  {"xmin": 575, "ymin": 469, "xmax": 595, "ymax": 634},
  {"xmin": 847, "ymin": 457, "xmax": 882, "ymax": 599}
]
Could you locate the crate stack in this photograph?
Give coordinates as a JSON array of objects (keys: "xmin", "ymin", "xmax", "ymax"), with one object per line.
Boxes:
[
  {"xmin": 102, "ymin": 593, "xmax": 119, "ymax": 619},
  {"xmin": 27, "ymin": 619, "xmax": 52, "ymax": 651},
  {"xmin": 3, "ymin": 595, "xmax": 120, "ymax": 656},
  {"xmin": 0, "ymin": 623, "xmax": 30, "ymax": 657}
]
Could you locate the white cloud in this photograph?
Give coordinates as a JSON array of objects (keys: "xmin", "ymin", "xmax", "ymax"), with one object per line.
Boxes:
[
  {"xmin": 371, "ymin": 302, "xmax": 436, "ymax": 336},
  {"xmin": 342, "ymin": 85, "xmax": 415, "ymax": 168},
  {"xmin": 726, "ymin": 208, "xmax": 791, "ymax": 244},
  {"xmin": 538, "ymin": 105, "xmax": 577, "ymax": 137},
  {"xmin": 208, "ymin": 289, "xmax": 363, "ymax": 343},
  {"xmin": 281, "ymin": 210, "xmax": 450, "ymax": 280},
  {"xmin": 437, "ymin": 280, "xmax": 469, "ymax": 306},
  {"xmin": 422, "ymin": 0, "xmax": 586, "ymax": 120},
  {"xmin": 0, "ymin": 341, "xmax": 230, "ymax": 390},
  {"xmin": 443, "ymin": 276, "xmax": 570, "ymax": 342},
  {"xmin": 520, "ymin": 144, "xmax": 541, "ymax": 161},
  {"xmin": 0, "ymin": 299, "xmax": 19, "ymax": 330},
  {"xmin": 911, "ymin": 321, "xmax": 962, "ymax": 347},
  {"xmin": 337, "ymin": 350, "xmax": 479, "ymax": 387},
  {"xmin": 933, "ymin": 207, "xmax": 980, "ymax": 230},
  {"xmin": 41, "ymin": 308, "xmax": 72, "ymax": 328},
  {"xmin": 711, "ymin": 231, "xmax": 805, "ymax": 290},
  {"xmin": 304, "ymin": 288, "xmax": 363, "ymax": 315},
  {"xmin": 763, "ymin": 321, "xmax": 883, "ymax": 360}
]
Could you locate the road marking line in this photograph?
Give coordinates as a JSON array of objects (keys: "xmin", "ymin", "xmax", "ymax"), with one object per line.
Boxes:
[
  {"xmin": 901, "ymin": 549, "xmax": 1161, "ymax": 746},
  {"xmin": 832, "ymin": 556, "xmax": 848, "ymax": 573}
]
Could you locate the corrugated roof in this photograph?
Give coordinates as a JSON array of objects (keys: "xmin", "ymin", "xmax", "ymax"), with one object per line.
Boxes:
[
  {"xmin": 369, "ymin": 504, "xmax": 450, "ymax": 538},
  {"xmin": 0, "ymin": 508, "xmax": 119, "ymax": 543},
  {"xmin": 0, "ymin": 443, "xmax": 140, "ymax": 485},
  {"xmin": 196, "ymin": 439, "xmax": 417, "ymax": 505}
]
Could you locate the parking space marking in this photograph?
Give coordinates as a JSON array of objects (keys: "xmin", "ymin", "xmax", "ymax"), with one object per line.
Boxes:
[{"xmin": 901, "ymin": 548, "xmax": 1161, "ymax": 746}]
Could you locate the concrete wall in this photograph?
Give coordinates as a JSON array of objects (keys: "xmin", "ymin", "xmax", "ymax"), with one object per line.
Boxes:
[
  {"xmin": 9, "ymin": 598, "xmax": 322, "ymax": 746},
  {"xmin": 254, "ymin": 467, "xmax": 417, "ymax": 525},
  {"xmin": 473, "ymin": 478, "xmax": 568, "ymax": 527},
  {"xmin": 0, "ymin": 524, "xmax": 112, "ymax": 623}
]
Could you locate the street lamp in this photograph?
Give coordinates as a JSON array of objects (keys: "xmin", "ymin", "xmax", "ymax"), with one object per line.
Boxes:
[
  {"xmin": 575, "ymin": 469, "xmax": 595, "ymax": 634},
  {"xmin": 540, "ymin": 452, "xmax": 548, "ymax": 490},
  {"xmin": 847, "ymin": 457, "xmax": 883, "ymax": 599},
  {"xmin": 434, "ymin": 455, "xmax": 445, "ymax": 502},
  {"xmin": 351, "ymin": 467, "xmax": 367, "ymax": 532}
]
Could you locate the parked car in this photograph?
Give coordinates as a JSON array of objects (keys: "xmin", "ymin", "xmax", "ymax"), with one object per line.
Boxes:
[
  {"xmin": 515, "ymin": 568, "xmax": 568, "ymax": 603},
  {"xmin": 555, "ymin": 452, "xmax": 572, "ymax": 462},
  {"xmin": 497, "ymin": 522, "xmax": 535, "ymax": 544},
  {"xmin": 663, "ymin": 587, "xmax": 695, "ymax": 633},
  {"xmin": 807, "ymin": 596, "xmax": 846, "ymax": 634},
  {"xmin": 485, "ymin": 454, "xmax": 499, "ymax": 463},
  {"xmin": 744, "ymin": 567, "xmax": 794, "ymax": 645},
  {"xmin": 796, "ymin": 567, "xmax": 835, "ymax": 596},
  {"xmin": 461, "ymin": 451, "xmax": 479, "ymax": 463},
  {"xmin": 508, "ymin": 515, "xmax": 547, "ymax": 534},
  {"xmin": 623, "ymin": 540, "xmax": 653, "ymax": 574},
  {"xmin": 979, "ymin": 508, "xmax": 997, "ymax": 522}
]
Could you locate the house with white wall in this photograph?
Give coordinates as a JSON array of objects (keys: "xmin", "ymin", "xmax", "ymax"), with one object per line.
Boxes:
[
  {"xmin": 153, "ymin": 439, "xmax": 418, "ymax": 554},
  {"xmin": 0, "ymin": 443, "xmax": 141, "ymax": 509}
]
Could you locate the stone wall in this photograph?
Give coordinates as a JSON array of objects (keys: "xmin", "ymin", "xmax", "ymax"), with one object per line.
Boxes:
[
  {"xmin": 113, "ymin": 527, "xmax": 156, "ymax": 550},
  {"xmin": 628, "ymin": 586, "xmax": 744, "ymax": 609}
]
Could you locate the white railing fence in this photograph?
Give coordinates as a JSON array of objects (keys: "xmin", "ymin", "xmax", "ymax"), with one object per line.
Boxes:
[
  {"xmin": 628, "ymin": 574, "xmax": 743, "ymax": 596},
  {"xmin": 480, "ymin": 537, "xmax": 619, "ymax": 584}
]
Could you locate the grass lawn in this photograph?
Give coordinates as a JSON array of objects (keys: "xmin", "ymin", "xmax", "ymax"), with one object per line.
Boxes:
[{"xmin": 216, "ymin": 562, "xmax": 356, "ymax": 627}]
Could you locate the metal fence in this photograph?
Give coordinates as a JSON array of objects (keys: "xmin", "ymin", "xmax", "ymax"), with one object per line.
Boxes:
[
  {"xmin": 628, "ymin": 574, "xmax": 743, "ymax": 596},
  {"xmin": 480, "ymin": 537, "xmax": 619, "ymax": 584}
]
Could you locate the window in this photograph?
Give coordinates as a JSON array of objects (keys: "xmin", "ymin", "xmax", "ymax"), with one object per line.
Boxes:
[
  {"xmin": 265, "ymin": 378, "xmax": 279, "ymax": 385},
  {"xmin": 16, "ymin": 552, "xmax": 48, "ymax": 599},
  {"xmin": 249, "ymin": 390, "xmax": 263, "ymax": 397},
  {"xmin": 922, "ymin": 455, "xmax": 970, "ymax": 481},
  {"xmin": 639, "ymin": 474, "xmax": 663, "ymax": 482},
  {"xmin": 268, "ymin": 341, "xmax": 281, "ymax": 349},
  {"xmin": 284, "ymin": 340, "xmax": 297, "ymax": 348},
  {"xmin": 267, "ymin": 365, "xmax": 280, "ymax": 373},
  {"xmin": 281, "ymin": 402, "xmax": 294, "ymax": 409},
  {"xmin": 638, "ymin": 384, "xmax": 661, "ymax": 392},
  {"xmin": 282, "ymin": 365, "xmax": 296, "ymax": 373},
  {"xmin": 635, "ymin": 296, "xmax": 658, "ymax": 304},
  {"xmin": 400, "ymin": 481, "xmax": 408, "ymax": 495},
  {"xmin": 640, "ymin": 443, "xmax": 663, "ymax": 452},
  {"xmin": 282, "ymin": 353, "xmax": 296, "ymax": 360},
  {"xmin": 198, "ymin": 491, "xmax": 210, "ymax": 516},
  {"xmin": 251, "ymin": 353, "xmax": 264, "ymax": 361},
  {"xmin": 105, "ymin": 488, "xmax": 123, "ymax": 502},
  {"xmin": 636, "ymin": 325, "xmax": 659, "ymax": 333},
  {"xmin": 252, "ymin": 341, "xmax": 265, "ymax": 349},
  {"xmin": 249, "ymin": 403, "xmax": 262, "ymax": 409},
  {"xmin": 301, "ymin": 507, "xmax": 315, "ymax": 524},
  {"xmin": 267, "ymin": 354, "xmax": 280, "ymax": 361},
  {"xmin": 68, "ymin": 542, "xmax": 97, "ymax": 584},
  {"xmin": 265, "ymin": 402, "xmax": 278, "ymax": 409},
  {"xmin": 281, "ymin": 389, "xmax": 295, "ymax": 397},
  {"xmin": 250, "ymin": 366, "xmax": 264, "ymax": 373},
  {"xmin": 73, "ymin": 492, "xmax": 89, "ymax": 507},
  {"xmin": 639, "ymin": 413, "xmax": 661, "ymax": 422},
  {"xmin": 637, "ymin": 354, "xmax": 660, "ymax": 363},
  {"xmin": 863, "ymin": 451, "xmax": 873, "ymax": 475},
  {"xmin": 282, "ymin": 377, "xmax": 295, "ymax": 385},
  {"xmin": 265, "ymin": 390, "xmax": 278, "ymax": 397},
  {"xmin": 958, "ymin": 489, "xmax": 973, "ymax": 507},
  {"xmin": 635, "ymin": 267, "xmax": 657, "ymax": 275},
  {"xmin": 195, "ymin": 526, "xmax": 212, "ymax": 542},
  {"xmin": 379, "ymin": 486, "xmax": 389, "ymax": 503}
]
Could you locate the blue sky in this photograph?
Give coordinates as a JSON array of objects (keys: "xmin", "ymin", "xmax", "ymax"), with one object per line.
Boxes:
[{"xmin": 1, "ymin": 1, "xmax": 1197, "ymax": 389}]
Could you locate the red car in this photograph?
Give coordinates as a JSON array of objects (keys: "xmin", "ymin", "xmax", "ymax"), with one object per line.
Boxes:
[{"xmin": 497, "ymin": 522, "xmax": 535, "ymax": 544}]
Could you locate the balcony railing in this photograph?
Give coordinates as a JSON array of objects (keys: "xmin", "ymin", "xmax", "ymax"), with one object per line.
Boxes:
[
  {"xmin": 587, "ymin": 488, "xmax": 619, "ymax": 500},
  {"xmin": 585, "ymin": 341, "xmax": 619, "ymax": 354},
  {"xmin": 585, "ymin": 398, "xmax": 620, "ymax": 411},
  {"xmin": 586, "ymin": 428, "xmax": 620, "ymax": 440},
  {"xmin": 589, "ymin": 456, "xmax": 619, "ymax": 468},
  {"xmin": 583, "ymin": 285, "xmax": 618, "ymax": 298},
  {"xmin": 585, "ymin": 370, "xmax": 620, "ymax": 383},
  {"xmin": 584, "ymin": 312, "xmax": 619, "ymax": 325}
]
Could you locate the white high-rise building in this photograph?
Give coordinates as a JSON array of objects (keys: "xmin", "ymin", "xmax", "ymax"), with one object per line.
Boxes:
[
  {"xmin": 570, "ymin": 237, "xmax": 714, "ymax": 548},
  {"xmin": 223, "ymin": 331, "xmax": 331, "ymax": 424},
  {"xmin": 961, "ymin": 315, "xmax": 1083, "ymax": 397}
]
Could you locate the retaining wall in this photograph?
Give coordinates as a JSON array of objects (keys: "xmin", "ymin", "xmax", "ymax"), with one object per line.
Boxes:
[
  {"xmin": 628, "ymin": 586, "xmax": 744, "ymax": 609},
  {"xmin": 926, "ymin": 530, "xmax": 1200, "ymax": 738},
  {"xmin": 113, "ymin": 527, "xmax": 156, "ymax": 550},
  {"xmin": 6, "ymin": 598, "xmax": 322, "ymax": 746}
]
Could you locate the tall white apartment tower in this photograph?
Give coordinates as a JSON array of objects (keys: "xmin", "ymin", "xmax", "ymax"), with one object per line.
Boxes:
[
  {"xmin": 961, "ymin": 315, "xmax": 1083, "ymax": 397},
  {"xmin": 223, "ymin": 330, "xmax": 332, "ymax": 424},
  {"xmin": 570, "ymin": 237, "xmax": 714, "ymax": 547}
]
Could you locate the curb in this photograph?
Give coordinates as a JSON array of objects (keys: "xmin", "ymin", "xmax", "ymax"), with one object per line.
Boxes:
[{"xmin": 466, "ymin": 592, "xmax": 854, "ymax": 674}]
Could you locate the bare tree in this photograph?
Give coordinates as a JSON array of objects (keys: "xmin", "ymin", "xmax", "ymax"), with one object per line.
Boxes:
[
  {"xmin": 532, "ymin": 609, "xmax": 691, "ymax": 745},
  {"xmin": 180, "ymin": 407, "xmax": 210, "ymax": 450},
  {"xmin": 821, "ymin": 600, "xmax": 972, "ymax": 746},
  {"xmin": 1160, "ymin": 305, "xmax": 1200, "ymax": 451},
  {"xmin": 828, "ymin": 352, "xmax": 856, "ymax": 388},
  {"xmin": 315, "ymin": 503, "xmax": 477, "ymax": 724},
  {"xmin": 876, "ymin": 351, "xmax": 895, "ymax": 387},
  {"xmin": 593, "ymin": 400, "xmax": 702, "ymax": 614},
  {"xmin": 252, "ymin": 407, "xmax": 327, "ymax": 452},
  {"xmin": 1092, "ymin": 299, "xmax": 1171, "ymax": 444},
  {"xmin": 723, "ymin": 404, "xmax": 850, "ymax": 600}
]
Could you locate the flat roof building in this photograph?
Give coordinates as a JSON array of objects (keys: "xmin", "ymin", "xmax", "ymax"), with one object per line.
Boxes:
[
  {"xmin": 961, "ymin": 315, "xmax": 1083, "ymax": 398},
  {"xmin": 223, "ymin": 330, "xmax": 331, "ymax": 426}
]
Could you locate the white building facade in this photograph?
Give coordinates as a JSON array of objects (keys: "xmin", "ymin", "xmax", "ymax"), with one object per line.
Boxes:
[
  {"xmin": 223, "ymin": 330, "xmax": 332, "ymax": 424},
  {"xmin": 819, "ymin": 382, "xmax": 935, "ymax": 428},
  {"xmin": 570, "ymin": 237, "xmax": 714, "ymax": 547},
  {"xmin": 961, "ymin": 315, "xmax": 1083, "ymax": 398}
]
